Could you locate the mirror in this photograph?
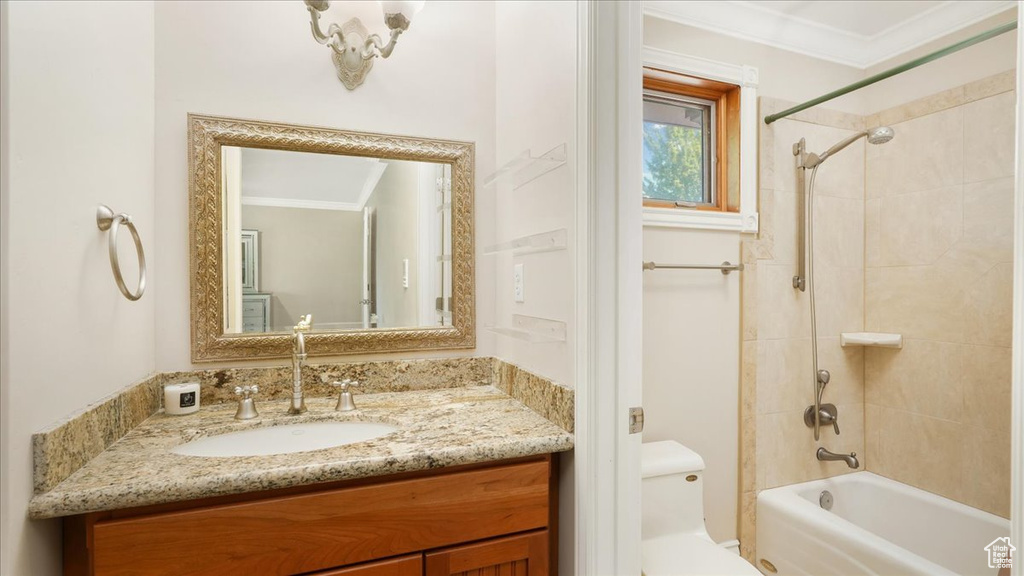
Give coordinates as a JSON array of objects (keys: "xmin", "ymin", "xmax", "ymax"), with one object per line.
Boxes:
[
  {"xmin": 222, "ymin": 147, "xmax": 452, "ymax": 334},
  {"xmin": 188, "ymin": 115, "xmax": 474, "ymax": 362}
]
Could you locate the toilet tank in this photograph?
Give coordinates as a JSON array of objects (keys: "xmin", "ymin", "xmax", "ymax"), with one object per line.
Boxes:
[{"xmin": 642, "ymin": 441, "xmax": 709, "ymax": 540}]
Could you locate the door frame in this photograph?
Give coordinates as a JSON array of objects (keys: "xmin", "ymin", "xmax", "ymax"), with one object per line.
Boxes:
[{"xmin": 574, "ymin": 1, "xmax": 644, "ymax": 574}]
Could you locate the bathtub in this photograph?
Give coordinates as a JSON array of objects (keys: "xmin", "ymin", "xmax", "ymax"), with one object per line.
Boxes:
[{"xmin": 756, "ymin": 472, "xmax": 1009, "ymax": 576}]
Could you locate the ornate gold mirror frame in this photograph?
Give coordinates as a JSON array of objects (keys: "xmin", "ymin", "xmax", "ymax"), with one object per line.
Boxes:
[{"xmin": 188, "ymin": 114, "xmax": 475, "ymax": 362}]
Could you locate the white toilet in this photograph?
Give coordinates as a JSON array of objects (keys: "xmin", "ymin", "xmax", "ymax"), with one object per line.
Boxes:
[{"xmin": 642, "ymin": 441, "xmax": 761, "ymax": 576}]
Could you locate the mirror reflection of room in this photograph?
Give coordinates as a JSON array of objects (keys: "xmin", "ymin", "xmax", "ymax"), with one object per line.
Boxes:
[{"xmin": 221, "ymin": 146, "xmax": 450, "ymax": 334}]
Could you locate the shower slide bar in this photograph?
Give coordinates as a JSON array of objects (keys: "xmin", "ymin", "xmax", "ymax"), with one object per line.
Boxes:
[
  {"xmin": 642, "ymin": 261, "xmax": 744, "ymax": 275},
  {"xmin": 764, "ymin": 20, "xmax": 1017, "ymax": 125}
]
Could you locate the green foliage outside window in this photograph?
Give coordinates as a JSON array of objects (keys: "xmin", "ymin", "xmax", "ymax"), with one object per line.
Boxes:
[{"xmin": 642, "ymin": 121, "xmax": 706, "ymax": 204}]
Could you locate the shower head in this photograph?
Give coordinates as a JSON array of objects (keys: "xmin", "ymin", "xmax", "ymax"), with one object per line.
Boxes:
[
  {"xmin": 801, "ymin": 126, "xmax": 895, "ymax": 169},
  {"xmin": 867, "ymin": 126, "xmax": 895, "ymax": 145}
]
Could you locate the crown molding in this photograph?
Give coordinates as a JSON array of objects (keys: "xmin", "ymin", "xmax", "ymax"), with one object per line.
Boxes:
[{"xmin": 643, "ymin": 1, "xmax": 1016, "ymax": 69}]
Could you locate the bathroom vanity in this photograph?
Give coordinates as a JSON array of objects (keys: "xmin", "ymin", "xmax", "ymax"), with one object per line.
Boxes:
[{"xmin": 31, "ymin": 386, "xmax": 573, "ymax": 576}]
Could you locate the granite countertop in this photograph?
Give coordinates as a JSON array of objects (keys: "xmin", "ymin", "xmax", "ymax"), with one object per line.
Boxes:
[{"xmin": 28, "ymin": 385, "xmax": 574, "ymax": 519}]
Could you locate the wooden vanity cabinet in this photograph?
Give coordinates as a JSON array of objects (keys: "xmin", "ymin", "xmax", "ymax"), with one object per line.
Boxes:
[{"xmin": 63, "ymin": 455, "xmax": 557, "ymax": 576}]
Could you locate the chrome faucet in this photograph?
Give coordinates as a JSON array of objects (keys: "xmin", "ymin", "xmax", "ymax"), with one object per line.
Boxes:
[
  {"xmin": 805, "ymin": 402, "xmax": 841, "ymax": 435},
  {"xmin": 817, "ymin": 447, "xmax": 859, "ymax": 469},
  {"xmin": 288, "ymin": 314, "xmax": 313, "ymax": 415}
]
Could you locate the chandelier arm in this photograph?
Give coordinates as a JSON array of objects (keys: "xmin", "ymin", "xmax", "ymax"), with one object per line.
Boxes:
[
  {"xmin": 307, "ymin": 8, "xmax": 350, "ymax": 55},
  {"xmin": 360, "ymin": 28, "xmax": 403, "ymax": 60}
]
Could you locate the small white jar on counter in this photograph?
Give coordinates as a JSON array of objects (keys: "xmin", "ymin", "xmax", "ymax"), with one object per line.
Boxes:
[{"xmin": 164, "ymin": 383, "xmax": 200, "ymax": 415}]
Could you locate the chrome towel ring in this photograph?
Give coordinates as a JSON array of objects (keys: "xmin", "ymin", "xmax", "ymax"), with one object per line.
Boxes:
[{"xmin": 96, "ymin": 205, "xmax": 147, "ymax": 301}]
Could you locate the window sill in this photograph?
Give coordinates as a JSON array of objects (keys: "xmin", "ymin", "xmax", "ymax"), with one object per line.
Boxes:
[{"xmin": 643, "ymin": 206, "xmax": 759, "ymax": 233}]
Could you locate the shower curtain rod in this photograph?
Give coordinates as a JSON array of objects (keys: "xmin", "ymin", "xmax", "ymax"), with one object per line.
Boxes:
[{"xmin": 764, "ymin": 20, "xmax": 1018, "ymax": 125}]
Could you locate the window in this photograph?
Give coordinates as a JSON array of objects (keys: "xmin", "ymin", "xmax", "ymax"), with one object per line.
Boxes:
[
  {"xmin": 642, "ymin": 68, "xmax": 741, "ymax": 214},
  {"xmin": 643, "ymin": 92, "xmax": 716, "ymax": 206}
]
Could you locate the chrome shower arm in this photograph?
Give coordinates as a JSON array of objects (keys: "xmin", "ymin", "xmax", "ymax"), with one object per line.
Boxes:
[
  {"xmin": 813, "ymin": 131, "xmax": 867, "ymax": 166},
  {"xmin": 802, "ymin": 131, "xmax": 868, "ymax": 169}
]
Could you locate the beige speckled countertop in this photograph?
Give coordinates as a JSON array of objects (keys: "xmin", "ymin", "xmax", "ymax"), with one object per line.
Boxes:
[{"xmin": 28, "ymin": 385, "xmax": 573, "ymax": 519}]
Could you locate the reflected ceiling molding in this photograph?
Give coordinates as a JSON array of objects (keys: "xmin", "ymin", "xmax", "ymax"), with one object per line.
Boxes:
[
  {"xmin": 356, "ymin": 160, "xmax": 388, "ymax": 209},
  {"xmin": 643, "ymin": 0, "xmax": 1016, "ymax": 69},
  {"xmin": 241, "ymin": 197, "xmax": 364, "ymax": 211},
  {"xmin": 241, "ymin": 159, "xmax": 387, "ymax": 212}
]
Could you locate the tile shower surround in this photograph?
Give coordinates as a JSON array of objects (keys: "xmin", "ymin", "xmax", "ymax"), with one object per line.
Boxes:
[
  {"xmin": 739, "ymin": 69, "xmax": 1015, "ymax": 562},
  {"xmin": 32, "ymin": 357, "xmax": 573, "ymax": 494}
]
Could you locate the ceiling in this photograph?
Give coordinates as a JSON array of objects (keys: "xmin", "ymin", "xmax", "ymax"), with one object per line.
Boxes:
[
  {"xmin": 239, "ymin": 148, "xmax": 387, "ymax": 211},
  {"xmin": 744, "ymin": 1, "xmax": 946, "ymax": 37},
  {"xmin": 644, "ymin": 0, "xmax": 1016, "ymax": 68}
]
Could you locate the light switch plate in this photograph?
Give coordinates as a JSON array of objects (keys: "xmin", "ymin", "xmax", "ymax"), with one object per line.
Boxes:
[{"xmin": 513, "ymin": 263, "xmax": 525, "ymax": 302}]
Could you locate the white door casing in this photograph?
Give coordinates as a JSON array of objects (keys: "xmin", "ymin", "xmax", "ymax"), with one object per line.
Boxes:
[{"xmin": 575, "ymin": 1, "xmax": 645, "ymax": 574}]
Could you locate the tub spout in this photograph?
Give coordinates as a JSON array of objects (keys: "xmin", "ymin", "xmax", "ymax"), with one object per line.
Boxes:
[{"xmin": 817, "ymin": 447, "xmax": 859, "ymax": 469}]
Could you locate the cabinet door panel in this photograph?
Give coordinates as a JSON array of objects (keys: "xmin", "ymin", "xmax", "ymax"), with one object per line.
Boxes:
[
  {"xmin": 426, "ymin": 530, "xmax": 548, "ymax": 576},
  {"xmin": 311, "ymin": 554, "xmax": 421, "ymax": 576}
]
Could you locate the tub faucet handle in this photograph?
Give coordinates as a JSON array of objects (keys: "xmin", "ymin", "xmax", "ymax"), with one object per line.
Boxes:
[{"xmin": 804, "ymin": 403, "xmax": 840, "ymax": 435}]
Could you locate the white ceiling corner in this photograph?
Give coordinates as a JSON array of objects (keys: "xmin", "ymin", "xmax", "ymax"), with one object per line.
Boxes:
[
  {"xmin": 239, "ymin": 150, "xmax": 387, "ymax": 212},
  {"xmin": 643, "ymin": 1, "xmax": 1017, "ymax": 69},
  {"xmin": 355, "ymin": 160, "xmax": 388, "ymax": 210}
]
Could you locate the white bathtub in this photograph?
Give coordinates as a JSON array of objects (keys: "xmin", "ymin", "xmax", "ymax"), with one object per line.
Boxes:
[{"xmin": 756, "ymin": 472, "xmax": 1009, "ymax": 576}]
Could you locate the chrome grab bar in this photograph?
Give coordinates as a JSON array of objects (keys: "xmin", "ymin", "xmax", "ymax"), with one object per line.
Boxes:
[
  {"xmin": 642, "ymin": 261, "xmax": 744, "ymax": 275},
  {"xmin": 96, "ymin": 205, "xmax": 147, "ymax": 301}
]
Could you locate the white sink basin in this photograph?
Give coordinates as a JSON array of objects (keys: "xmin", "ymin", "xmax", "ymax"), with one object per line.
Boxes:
[{"xmin": 170, "ymin": 422, "xmax": 398, "ymax": 457}]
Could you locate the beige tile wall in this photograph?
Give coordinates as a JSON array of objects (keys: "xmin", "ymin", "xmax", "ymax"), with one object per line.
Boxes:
[
  {"xmin": 740, "ymin": 70, "xmax": 1016, "ymax": 563},
  {"xmin": 863, "ymin": 73, "xmax": 1016, "ymax": 519},
  {"xmin": 739, "ymin": 98, "xmax": 867, "ymax": 560}
]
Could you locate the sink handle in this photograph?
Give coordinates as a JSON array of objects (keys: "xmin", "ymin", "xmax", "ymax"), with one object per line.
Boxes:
[
  {"xmin": 334, "ymin": 379, "xmax": 359, "ymax": 392},
  {"xmin": 332, "ymin": 380, "xmax": 359, "ymax": 412},
  {"xmin": 234, "ymin": 385, "xmax": 258, "ymax": 399},
  {"xmin": 234, "ymin": 385, "xmax": 259, "ymax": 420}
]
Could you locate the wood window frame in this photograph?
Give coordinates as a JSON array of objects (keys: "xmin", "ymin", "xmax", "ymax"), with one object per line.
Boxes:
[{"xmin": 643, "ymin": 67, "xmax": 742, "ymax": 214}]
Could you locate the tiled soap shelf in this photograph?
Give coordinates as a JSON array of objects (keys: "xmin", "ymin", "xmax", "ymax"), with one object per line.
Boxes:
[{"xmin": 840, "ymin": 332, "xmax": 903, "ymax": 349}]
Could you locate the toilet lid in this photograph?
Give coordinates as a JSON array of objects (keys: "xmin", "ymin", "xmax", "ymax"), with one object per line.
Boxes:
[{"xmin": 643, "ymin": 534, "xmax": 761, "ymax": 576}]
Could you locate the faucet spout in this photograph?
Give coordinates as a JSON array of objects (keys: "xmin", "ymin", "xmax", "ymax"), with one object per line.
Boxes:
[
  {"xmin": 288, "ymin": 314, "xmax": 312, "ymax": 415},
  {"xmin": 817, "ymin": 447, "xmax": 859, "ymax": 469}
]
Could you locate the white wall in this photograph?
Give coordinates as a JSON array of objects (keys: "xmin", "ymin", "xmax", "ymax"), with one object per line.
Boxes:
[
  {"xmin": 2, "ymin": 2, "xmax": 156, "ymax": 574},
  {"xmin": 494, "ymin": 3, "xmax": 578, "ymax": 574},
  {"xmin": 493, "ymin": 1, "xmax": 577, "ymax": 388},
  {"xmin": 860, "ymin": 9, "xmax": 1018, "ymax": 114},
  {"xmin": 154, "ymin": 0, "xmax": 497, "ymax": 370},
  {"xmin": 641, "ymin": 228, "xmax": 742, "ymax": 542}
]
